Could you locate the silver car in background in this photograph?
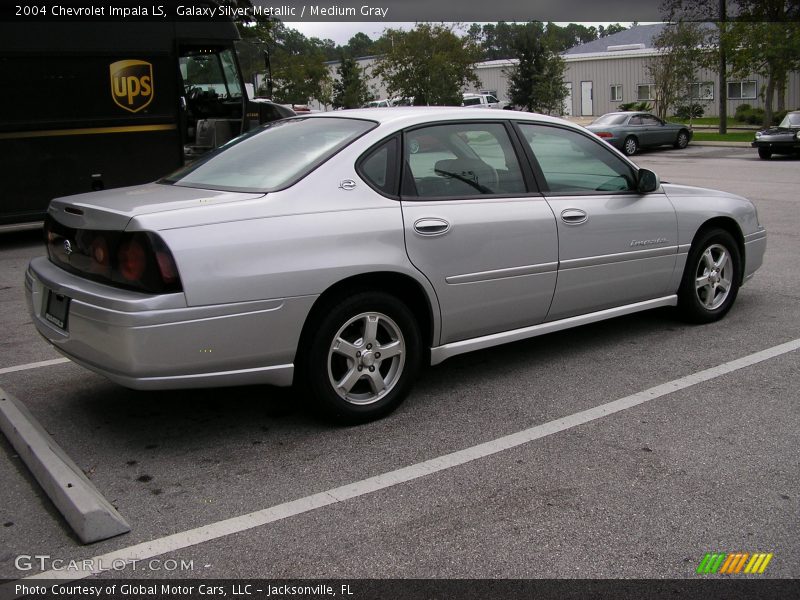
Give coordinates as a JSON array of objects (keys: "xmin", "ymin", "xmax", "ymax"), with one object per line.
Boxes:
[{"xmin": 26, "ymin": 109, "xmax": 766, "ymax": 422}]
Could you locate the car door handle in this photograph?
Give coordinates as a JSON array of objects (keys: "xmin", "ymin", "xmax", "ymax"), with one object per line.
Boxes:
[
  {"xmin": 560, "ymin": 209, "xmax": 588, "ymax": 225},
  {"xmin": 413, "ymin": 218, "xmax": 451, "ymax": 236}
]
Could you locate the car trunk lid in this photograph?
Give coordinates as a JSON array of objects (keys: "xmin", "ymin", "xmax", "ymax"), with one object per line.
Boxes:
[{"xmin": 48, "ymin": 183, "xmax": 266, "ymax": 231}]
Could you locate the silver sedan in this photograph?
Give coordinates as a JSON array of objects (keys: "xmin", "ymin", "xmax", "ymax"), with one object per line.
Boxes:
[{"xmin": 26, "ymin": 109, "xmax": 767, "ymax": 422}]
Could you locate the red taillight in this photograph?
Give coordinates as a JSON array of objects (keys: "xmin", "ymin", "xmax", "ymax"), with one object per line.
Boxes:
[
  {"xmin": 118, "ymin": 238, "xmax": 146, "ymax": 282},
  {"xmin": 45, "ymin": 215, "xmax": 182, "ymax": 293},
  {"xmin": 595, "ymin": 131, "xmax": 614, "ymax": 139}
]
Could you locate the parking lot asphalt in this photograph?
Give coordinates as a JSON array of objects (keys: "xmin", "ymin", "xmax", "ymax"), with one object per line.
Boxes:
[{"xmin": 1, "ymin": 146, "xmax": 798, "ymax": 581}]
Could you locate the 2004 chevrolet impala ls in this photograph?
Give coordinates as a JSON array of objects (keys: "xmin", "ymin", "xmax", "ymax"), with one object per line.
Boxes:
[{"xmin": 26, "ymin": 109, "xmax": 767, "ymax": 422}]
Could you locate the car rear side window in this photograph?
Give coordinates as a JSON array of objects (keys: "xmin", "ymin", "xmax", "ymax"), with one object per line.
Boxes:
[
  {"xmin": 357, "ymin": 137, "xmax": 399, "ymax": 197},
  {"xmin": 518, "ymin": 124, "xmax": 637, "ymax": 194},
  {"xmin": 163, "ymin": 117, "xmax": 375, "ymax": 193},
  {"xmin": 402, "ymin": 123, "xmax": 526, "ymax": 198}
]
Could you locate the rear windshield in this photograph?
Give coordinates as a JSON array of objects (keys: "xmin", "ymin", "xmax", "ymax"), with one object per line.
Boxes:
[
  {"xmin": 591, "ymin": 114, "xmax": 629, "ymax": 125},
  {"xmin": 162, "ymin": 117, "xmax": 376, "ymax": 192}
]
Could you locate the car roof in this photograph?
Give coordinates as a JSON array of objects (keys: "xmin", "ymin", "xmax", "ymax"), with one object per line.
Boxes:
[
  {"xmin": 300, "ymin": 107, "xmax": 572, "ymax": 129},
  {"xmin": 598, "ymin": 111, "xmax": 650, "ymax": 117}
]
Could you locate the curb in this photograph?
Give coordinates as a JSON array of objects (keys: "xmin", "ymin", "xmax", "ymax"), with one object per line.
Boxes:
[
  {"xmin": 0, "ymin": 387, "xmax": 130, "ymax": 544},
  {"xmin": 691, "ymin": 141, "xmax": 753, "ymax": 148}
]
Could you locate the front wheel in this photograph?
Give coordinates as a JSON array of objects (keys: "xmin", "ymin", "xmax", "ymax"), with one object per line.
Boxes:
[
  {"xmin": 758, "ymin": 147, "xmax": 772, "ymax": 160},
  {"xmin": 301, "ymin": 292, "xmax": 422, "ymax": 423},
  {"xmin": 674, "ymin": 130, "xmax": 690, "ymax": 149},
  {"xmin": 623, "ymin": 136, "xmax": 639, "ymax": 156},
  {"xmin": 677, "ymin": 229, "xmax": 741, "ymax": 323}
]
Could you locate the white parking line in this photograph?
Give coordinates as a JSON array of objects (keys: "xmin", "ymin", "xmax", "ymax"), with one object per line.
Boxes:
[
  {"xmin": 0, "ymin": 358, "xmax": 70, "ymax": 376},
  {"xmin": 23, "ymin": 337, "xmax": 800, "ymax": 581}
]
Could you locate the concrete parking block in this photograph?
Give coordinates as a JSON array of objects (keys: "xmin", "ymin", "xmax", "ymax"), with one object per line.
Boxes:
[{"xmin": 0, "ymin": 387, "xmax": 130, "ymax": 544}]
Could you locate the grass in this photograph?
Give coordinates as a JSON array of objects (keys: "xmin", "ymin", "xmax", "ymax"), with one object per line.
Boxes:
[
  {"xmin": 675, "ymin": 116, "xmax": 720, "ymax": 126},
  {"xmin": 670, "ymin": 116, "xmax": 759, "ymax": 129},
  {"xmin": 692, "ymin": 131, "xmax": 755, "ymax": 143}
]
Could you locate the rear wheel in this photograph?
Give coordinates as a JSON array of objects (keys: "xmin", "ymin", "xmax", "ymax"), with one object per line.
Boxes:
[
  {"xmin": 758, "ymin": 147, "xmax": 772, "ymax": 160},
  {"xmin": 678, "ymin": 229, "xmax": 741, "ymax": 323},
  {"xmin": 300, "ymin": 291, "xmax": 422, "ymax": 423},
  {"xmin": 623, "ymin": 136, "xmax": 639, "ymax": 156},
  {"xmin": 674, "ymin": 130, "xmax": 690, "ymax": 149}
]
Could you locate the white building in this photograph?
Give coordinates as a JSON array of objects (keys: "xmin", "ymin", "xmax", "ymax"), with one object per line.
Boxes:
[{"xmin": 559, "ymin": 23, "xmax": 799, "ymax": 117}]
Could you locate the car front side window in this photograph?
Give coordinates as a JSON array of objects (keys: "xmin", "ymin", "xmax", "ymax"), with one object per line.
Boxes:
[{"xmin": 518, "ymin": 123, "xmax": 637, "ymax": 194}]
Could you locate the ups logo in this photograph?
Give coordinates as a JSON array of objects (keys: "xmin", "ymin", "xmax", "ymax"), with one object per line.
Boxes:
[{"xmin": 110, "ymin": 60, "xmax": 154, "ymax": 113}]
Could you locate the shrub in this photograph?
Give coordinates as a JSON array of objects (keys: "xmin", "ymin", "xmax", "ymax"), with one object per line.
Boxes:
[
  {"xmin": 619, "ymin": 101, "xmax": 653, "ymax": 112},
  {"xmin": 674, "ymin": 103, "xmax": 705, "ymax": 120},
  {"xmin": 734, "ymin": 104, "xmax": 752, "ymax": 122},
  {"xmin": 745, "ymin": 108, "xmax": 765, "ymax": 125}
]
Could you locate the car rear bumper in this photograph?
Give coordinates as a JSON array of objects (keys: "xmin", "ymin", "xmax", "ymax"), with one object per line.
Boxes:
[{"xmin": 25, "ymin": 257, "xmax": 315, "ymax": 390}]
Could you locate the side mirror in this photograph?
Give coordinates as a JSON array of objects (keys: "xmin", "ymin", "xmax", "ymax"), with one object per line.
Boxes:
[{"xmin": 637, "ymin": 168, "xmax": 660, "ymax": 193}]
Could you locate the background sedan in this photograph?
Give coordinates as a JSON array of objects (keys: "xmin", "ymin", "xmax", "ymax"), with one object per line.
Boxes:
[
  {"xmin": 587, "ymin": 112, "xmax": 693, "ymax": 156},
  {"xmin": 752, "ymin": 110, "xmax": 800, "ymax": 159}
]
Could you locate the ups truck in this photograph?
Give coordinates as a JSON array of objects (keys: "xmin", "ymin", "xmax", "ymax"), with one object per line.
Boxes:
[{"xmin": 0, "ymin": 19, "xmax": 292, "ymax": 228}]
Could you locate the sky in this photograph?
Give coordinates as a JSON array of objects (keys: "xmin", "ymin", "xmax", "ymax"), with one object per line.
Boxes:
[{"xmin": 289, "ymin": 22, "xmax": 641, "ymax": 46}]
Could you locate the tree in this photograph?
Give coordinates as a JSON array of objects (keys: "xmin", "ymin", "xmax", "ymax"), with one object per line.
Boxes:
[
  {"xmin": 506, "ymin": 22, "xmax": 568, "ymax": 114},
  {"xmin": 344, "ymin": 32, "xmax": 376, "ymax": 59},
  {"xmin": 467, "ymin": 21, "xmax": 624, "ymax": 59},
  {"xmin": 265, "ymin": 24, "xmax": 333, "ymax": 105},
  {"xmin": 332, "ymin": 54, "xmax": 373, "ymax": 109},
  {"xmin": 647, "ymin": 21, "xmax": 708, "ymax": 120},
  {"xmin": 543, "ymin": 22, "xmax": 605, "ymax": 52},
  {"xmin": 372, "ymin": 24, "xmax": 482, "ymax": 106},
  {"xmin": 724, "ymin": 0, "xmax": 800, "ymax": 125},
  {"xmin": 599, "ymin": 23, "xmax": 628, "ymax": 38}
]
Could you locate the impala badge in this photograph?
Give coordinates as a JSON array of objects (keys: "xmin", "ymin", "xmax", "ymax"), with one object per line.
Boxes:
[
  {"xmin": 339, "ymin": 179, "xmax": 357, "ymax": 191},
  {"xmin": 630, "ymin": 238, "xmax": 667, "ymax": 247},
  {"xmin": 63, "ymin": 240, "xmax": 74, "ymax": 255}
]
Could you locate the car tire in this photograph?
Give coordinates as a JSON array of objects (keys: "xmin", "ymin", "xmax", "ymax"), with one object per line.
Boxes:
[
  {"xmin": 758, "ymin": 147, "xmax": 772, "ymax": 160},
  {"xmin": 674, "ymin": 130, "xmax": 690, "ymax": 149},
  {"xmin": 300, "ymin": 291, "xmax": 422, "ymax": 423},
  {"xmin": 623, "ymin": 136, "xmax": 639, "ymax": 156},
  {"xmin": 677, "ymin": 228, "xmax": 741, "ymax": 324}
]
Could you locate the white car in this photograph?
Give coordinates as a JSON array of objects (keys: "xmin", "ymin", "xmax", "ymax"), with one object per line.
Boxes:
[
  {"xmin": 363, "ymin": 99, "xmax": 392, "ymax": 108},
  {"xmin": 462, "ymin": 93, "xmax": 507, "ymax": 109}
]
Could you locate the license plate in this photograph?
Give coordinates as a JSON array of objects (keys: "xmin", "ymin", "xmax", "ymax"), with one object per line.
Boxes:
[{"xmin": 44, "ymin": 289, "xmax": 70, "ymax": 331}]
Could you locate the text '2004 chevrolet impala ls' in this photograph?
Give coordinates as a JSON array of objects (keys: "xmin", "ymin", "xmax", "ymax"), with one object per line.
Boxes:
[{"xmin": 26, "ymin": 108, "xmax": 767, "ymax": 422}]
